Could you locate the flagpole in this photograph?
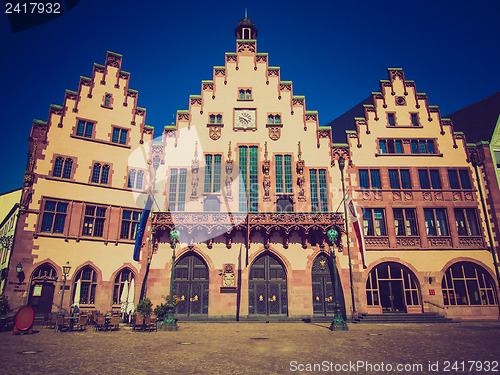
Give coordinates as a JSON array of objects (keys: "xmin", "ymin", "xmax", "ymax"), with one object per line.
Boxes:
[
  {"xmin": 339, "ymin": 157, "xmax": 356, "ymax": 314},
  {"xmin": 141, "ymin": 156, "xmax": 159, "ymax": 300}
]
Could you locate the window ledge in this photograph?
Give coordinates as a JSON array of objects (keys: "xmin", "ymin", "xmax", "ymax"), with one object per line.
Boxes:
[
  {"xmin": 101, "ymin": 105, "xmax": 113, "ymax": 110},
  {"xmin": 70, "ymin": 134, "xmax": 131, "ymax": 149},
  {"xmin": 375, "ymin": 153, "xmax": 443, "ymax": 157}
]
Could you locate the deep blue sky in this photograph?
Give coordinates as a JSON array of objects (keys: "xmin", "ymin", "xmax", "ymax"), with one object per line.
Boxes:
[{"xmin": 1, "ymin": 0, "xmax": 499, "ymax": 194}]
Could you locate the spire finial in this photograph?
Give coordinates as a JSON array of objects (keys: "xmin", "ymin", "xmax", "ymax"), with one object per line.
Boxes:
[{"xmin": 245, "ymin": 8, "xmax": 247, "ymax": 18}]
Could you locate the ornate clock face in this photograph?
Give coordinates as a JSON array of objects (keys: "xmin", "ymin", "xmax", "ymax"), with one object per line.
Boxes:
[{"xmin": 234, "ymin": 109, "xmax": 256, "ymax": 129}]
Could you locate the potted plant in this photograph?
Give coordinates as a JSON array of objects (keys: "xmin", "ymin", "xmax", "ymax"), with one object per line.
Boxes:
[{"xmin": 136, "ymin": 298, "xmax": 152, "ymax": 316}]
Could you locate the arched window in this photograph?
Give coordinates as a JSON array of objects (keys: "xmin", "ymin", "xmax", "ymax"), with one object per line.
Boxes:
[
  {"xmin": 53, "ymin": 157, "xmax": 64, "ymax": 177},
  {"xmin": 274, "ymin": 115, "xmax": 281, "ymax": 124},
  {"xmin": 209, "ymin": 115, "xmax": 215, "ymax": 124},
  {"xmin": 62, "ymin": 158, "xmax": 73, "ymax": 179},
  {"xmin": 136, "ymin": 171, "xmax": 144, "ymax": 189},
  {"xmin": 74, "ymin": 266, "xmax": 98, "ymax": 305},
  {"xmin": 127, "ymin": 169, "xmax": 136, "ymax": 188},
  {"xmin": 239, "ymin": 90, "xmax": 245, "ymax": 100},
  {"xmin": 442, "ymin": 262, "xmax": 497, "ymax": 306},
  {"xmin": 112, "ymin": 268, "xmax": 134, "ymax": 305},
  {"xmin": 216, "ymin": 115, "xmax": 222, "ymax": 124},
  {"xmin": 32, "ymin": 263, "xmax": 57, "ymax": 280},
  {"xmin": 92, "ymin": 163, "xmax": 110, "ymax": 184},
  {"xmin": 268, "ymin": 115, "xmax": 273, "ymax": 124},
  {"xmin": 92, "ymin": 164, "xmax": 101, "ymax": 183},
  {"xmin": 101, "ymin": 165, "xmax": 110, "ymax": 184},
  {"xmin": 245, "ymin": 90, "xmax": 252, "ymax": 100}
]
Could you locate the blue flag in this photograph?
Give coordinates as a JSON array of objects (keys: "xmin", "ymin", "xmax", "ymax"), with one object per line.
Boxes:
[{"xmin": 133, "ymin": 196, "xmax": 153, "ymax": 262}]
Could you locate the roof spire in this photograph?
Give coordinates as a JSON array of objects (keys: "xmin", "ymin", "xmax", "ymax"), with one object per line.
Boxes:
[{"xmin": 245, "ymin": 8, "xmax": 247, "ymax": 18}]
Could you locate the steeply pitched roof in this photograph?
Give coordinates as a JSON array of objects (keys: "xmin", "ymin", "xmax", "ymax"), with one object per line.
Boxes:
[
  {"xmin": 327, "ymin": 96, "xmax": 372, "ymax": 143},
  {"xmin": 446, "ymin": 91, "xmax": 500, "ymax": 144}
]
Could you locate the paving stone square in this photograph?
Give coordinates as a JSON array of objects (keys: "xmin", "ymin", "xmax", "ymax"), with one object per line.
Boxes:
[{"xmin": 0, "ymin": 321, "xmax": 499, "ymax": 374}]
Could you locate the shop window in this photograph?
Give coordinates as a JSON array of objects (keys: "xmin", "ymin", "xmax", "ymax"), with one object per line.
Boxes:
[{"xmin": 442, "ymin": 262, "xmax": 497, "ymax": 306}]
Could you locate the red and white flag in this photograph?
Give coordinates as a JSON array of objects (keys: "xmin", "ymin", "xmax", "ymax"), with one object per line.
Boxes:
[{"xmin": 346, "ymin": 195, "xmax": 367, "ymax": 269}]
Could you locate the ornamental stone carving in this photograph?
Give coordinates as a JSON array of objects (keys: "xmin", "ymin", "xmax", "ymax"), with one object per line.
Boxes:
[
  {"xmin": 268, "ymin": 125, "xmax": 281, "ymax": 141},
  {"xmin": 209, "ymin": 126, "xmax": 222, "ymax": 140}
]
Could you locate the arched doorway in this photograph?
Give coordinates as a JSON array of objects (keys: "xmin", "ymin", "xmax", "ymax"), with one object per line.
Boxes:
[
  {"xmin": 366, "ymin": 262, "xmax": 421, "ymax": 313},
  {"xmin": 173, "ymin": 253, "xmax": 209, "ymax": 316},
  {"xmin": 28, "ymin": 263, "xmax": 57, "ymax": 315},
  {"xmin": 248, "ymin": 253, "xmax": 287, "ymax": 316}
]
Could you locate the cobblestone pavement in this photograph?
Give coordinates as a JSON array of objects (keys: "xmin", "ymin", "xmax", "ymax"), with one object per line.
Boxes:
[{"xmin": 0, "ymin": 321, "xmax": 499, "ymax": 375}]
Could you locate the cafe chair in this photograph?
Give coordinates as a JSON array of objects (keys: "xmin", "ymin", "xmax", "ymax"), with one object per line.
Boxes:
[
  {"xmin": 133, "ymin": 314, "xmax": 144, "ymax": 332},
  {"xmin": 149, "ymin": 315, "xmax": 157, "ymax": 332},
  {"xmin": 76, "ymin": 314, "xmax": 88, "ymax": 331},
  {"xmin": 109, "ymin": 315, "xmax": 120, "ymax": 331},
  {"xmin": 56, "ymin": 315, "xmax": 70, "ymax": 332},
  {"xmin": 95, "ymin": 315, "xmax": 107, "ymax": 331}
]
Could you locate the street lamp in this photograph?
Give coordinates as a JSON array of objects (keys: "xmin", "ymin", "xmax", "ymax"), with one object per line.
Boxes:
[
  {"xmin": 15, "ymin": 262, "xmax": 25, "ymax": 283},
  {"xmin": 59, "ymin": 261, "xmax": 71, "ymax": 315},
  {"xmin": 327, "ymin": 229, "xmax": 349, "ymax": 331},
  {"xmin": 338, "ymin": 157, "xmax": 357, "ymax": 314},
  {"xmin": 163, "ymin": 229, "xmax": 179, "ymax": 331}
]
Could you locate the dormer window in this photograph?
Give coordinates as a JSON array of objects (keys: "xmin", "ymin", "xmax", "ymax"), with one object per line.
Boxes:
[
  {"xmin": 411, "ymin": 113, "xmax": 419, "ymax": 126},
  {"xmin": 104, "ymin": 94, "xmax": 111, "ymax": 107},
  {"xmin": 268, "ymin": 114, "xmax": 281, "ymax": 125},
  {"xmin": 388, "ymin": 113, "xmax": 396, "ymax": 127},
  {"xmin": 209, "ymin": 114, "xmax": 223, "ymax": 124},
  {"xmin": 238, "ymin": 88, "xmax": 252, "ymax": 100}
]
